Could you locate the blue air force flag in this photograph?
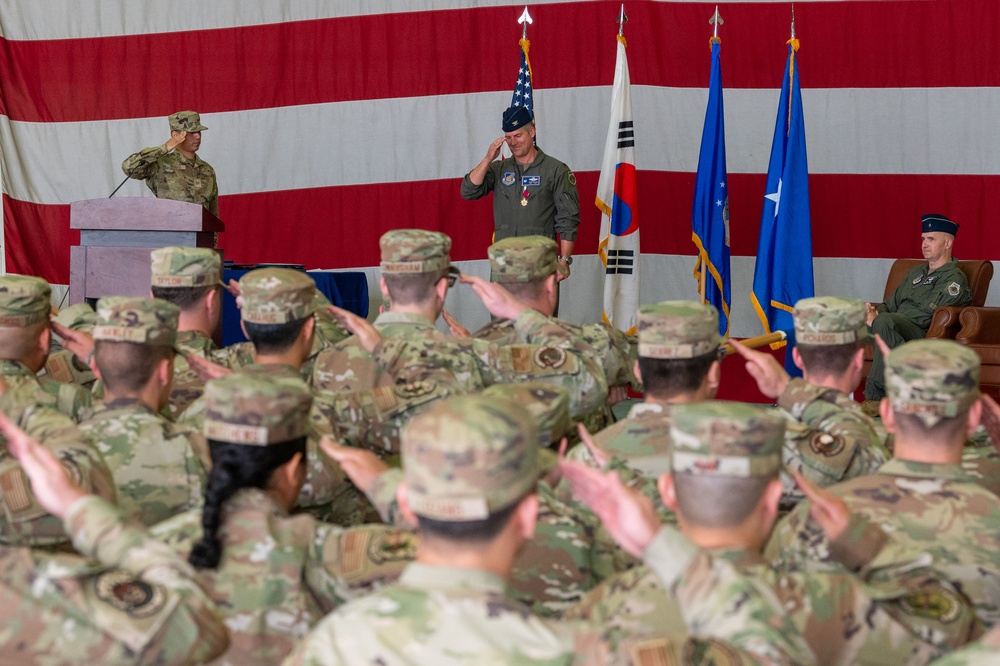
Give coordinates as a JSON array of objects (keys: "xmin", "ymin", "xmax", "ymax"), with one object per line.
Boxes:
[
  {"xmin": 691, "ymin": 39, "xmax": 731, "ymax": 337},
  {"xmin": 751, "ymin": 38, "xmax": 814, "ymax": 366}
]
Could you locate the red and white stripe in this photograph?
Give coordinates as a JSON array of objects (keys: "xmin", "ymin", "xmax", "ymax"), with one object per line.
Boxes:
[{"xmin": 1, "ymin": 0, "xmax": 997, "ymax": 335}]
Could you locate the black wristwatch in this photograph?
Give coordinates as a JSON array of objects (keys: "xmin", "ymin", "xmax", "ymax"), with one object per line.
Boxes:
[{"xmin": 557, "ymin": 255, "xmax": 573, "ymax": 265}]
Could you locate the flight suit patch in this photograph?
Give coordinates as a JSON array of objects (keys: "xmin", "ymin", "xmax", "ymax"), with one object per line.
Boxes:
[{"xmin": 94, "ymin": 571, "xmax": 167, "ymax": 618}]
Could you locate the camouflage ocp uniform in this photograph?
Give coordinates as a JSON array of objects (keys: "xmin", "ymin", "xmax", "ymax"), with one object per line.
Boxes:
[
  {"xmin": 121, "ymin": 111, "xmax": 219, "ymax": 216},
  {"xmin": 181, "ymin": 268, "xmax": 454, "ymax": 523},
  {"xmin": 473, "ymin": 235, "xmax": 638, "ymax": 431},
  {"xmin": 777, "ymin": 296, "xmax": 889, "ymax": 507},
  {"xmin": 0, "ymin": 278, "xmax": 114, "ymax": 547},
  {"xmin": 41, "ymin": 302, "xmax": 98, "ymax": 389},
  {"xmin": 81, "ymin": 297, "xmax": 209, "ymax": 527},
  {"xmin": 568, "ymin": 402, "xmax": 981, "ymax": 665},
  {"xmin": 286, "ymin": 395, "xmax": 584, "ymax": 665},
  {"xmin": 150, "ymin": 246, "xmax": 230, "ymax": 418},
  {"xmin": 0, "ymin": 275, "xmax": 93, "ymax": 422},
  {"xmin": 152, "ymin": 373, "xmax": 417, "ymax": 665},
  {"xmin": 310, "ymin": 230, "xmax": 608, "ymax": 425},
  {"xmin": 767, "ymin": 340, "xmax": 1000, "ymax": 627},
  {"xmin": 0, "ymin": 495, "xmax": 228, "ymax": 664}
]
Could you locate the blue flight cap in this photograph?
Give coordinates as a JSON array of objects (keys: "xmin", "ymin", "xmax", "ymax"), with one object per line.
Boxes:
[
  {"xmin": 502, "ymin": 106, "xmax": 534, "ymax": 132},
  {"xmin": 922, "ymin": 214, "xmax": 959, "ymax": 237}
]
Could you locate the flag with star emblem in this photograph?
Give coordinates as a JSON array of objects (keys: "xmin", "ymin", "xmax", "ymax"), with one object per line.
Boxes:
[
  {"xmin": 751, "ymin": 37, "xmax": 814, "ymax": 363},
  {"xmin": 691, "ymin": 39, "xmax": 731, "ymax": 337},
  {"xmin": 597, "ymin": 33, "xmax": 639, "ymax": 334}
]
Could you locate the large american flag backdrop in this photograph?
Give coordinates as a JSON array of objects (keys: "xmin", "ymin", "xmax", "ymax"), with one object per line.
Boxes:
[{"xmin": 1, "ymin": 0, "xmax": 997, "ymax": 336}]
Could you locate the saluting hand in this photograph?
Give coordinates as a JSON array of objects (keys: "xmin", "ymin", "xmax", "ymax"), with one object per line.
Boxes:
[
  {"xmin": 730, "ymin": 339, "xmax": 790, "ymax": 399},
  {"xmin": 485, "ymin": 137, "xmax": 505, "ymax": 163},
  {"xmin": 165, "ymin": 130, "xmax": 187, "ymax": 152}
]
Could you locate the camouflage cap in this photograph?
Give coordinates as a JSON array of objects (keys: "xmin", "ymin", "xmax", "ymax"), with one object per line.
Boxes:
[
  {"xmin": 51, "ymin": 302, "xmax": 96, "ymax": 333},
  {"xmin": 168, "ymin": 110, "xmax": 207, "ymax": 132},
  {"xmin": 379, "ymin": 229, "xmax": 458, "ymax": 276},
  {"xmin": 203, "ymin": 372, "xmax": 312, "ymax": 446},
  {"xmin": 670, "ymin": 401, "xmax": 784, "ymax": 478},
  {"xmin": 239, "ymin": 268, "xmax": 317, "ymax": 324},
  {"xmin": 0, "ymin": 275, "xmax": 51, "ymax": 328},
  {"xmin": 93, "ymin": 297, "xmax": 179, "ymax": 347},
  {"xmin": 482, "ymin": 382, "xmax": 571, "ymax": 447},
  {"xmin": 637, "ymin": 301, "xmax": 722, "ymax": 359},
  {"xmin": 488, "ymin": 235, "xmax": 567, "ymax": 283},
  {"xmin": 402, "ymin": 395, "xmax": 538, "ymax": 521},
  {"xmin": 150, "ymin": 246, "xmax": 222, "ymax": 288},
  {"xmin": 886, "ymin": 339, "xmax": 980, "ymax": 427},
  {"xmin": 793, "ymin": 296, "xmax": 867, "ymax": 346}
]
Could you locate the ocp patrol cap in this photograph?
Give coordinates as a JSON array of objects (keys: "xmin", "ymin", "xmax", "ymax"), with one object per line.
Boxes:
[
  {"xmin": 482, "ymin": 382, "xmax": 571, "ymax": 447},
  {"xmin": 150, "ymin": 247, "xmax": 223, "ymax": 288},
  {"xmin": 380, "ymin": 229, "xmax": 459, "ymax": 276},
  {"xmin": 93, "ymin": 297, "xmax": 179, "ymax": 347},
  {"xmin": 488, "ymin": 236, "xmax": 567, "ymax": 283},
  {"xmin": 168, "ymin": 110, "xmax": 207, "ymax": 132},
  {"xmin": 402, "ymin": 395, "xmax": 539, "ymax": 521},
  {"xmin": 922, "ymin": 214, "xmax": 959, "ymax": 237},
  {"xmin": 886, "ymin": 339, "xmax": 979, "ymax": 427},
  {"xmin": 670, "ymin": 401, "xmax": 784, "ymax": 478},
  {"xmin": 51, "ymin": 303, "xmax": 96, "ymax": 334},
  {"xmin": 203, "ymin": 372, "xmax": 312, "ymax": 446},
  {"xmin": 0, "ymin": 275, "xmax": 51, "ymax": 328},
  {"xmin": 239, "ymin": 268, "xmax": 317, "ymax": 325},
  {"xmin": 793, "ymin": 296, "xmax": 867, "ymax": 346},
  {"xmin": 636, "ymin": 301, "xmax": 721, "ymax": 359}
]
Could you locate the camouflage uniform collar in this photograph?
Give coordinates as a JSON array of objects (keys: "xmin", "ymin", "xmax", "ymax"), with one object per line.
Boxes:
[
  {"xmin": 176, "ymin": 329, "xmax": 216, "ymax": 351},
  {"xmin": 374, "ymin": 311, "xmax": 437, "ymax": 328},
  {"xmin": 399, "ymin": 562, "xmax": 507, "ymax": 595},
  {"xmin": 708, "ymin": 546, "xmax": 762, "ymax": 567},
  {"xmin": 170, "ymin": 149, "xmax": 204, "ymax": 167},
  {"xmin": 100, "ymin": 396, "xmax": 156, "ymax": 414},
  {"xmin": 224, "ymin": 487, "xmax": 288, "ymax": 517},
  {"xmin": 0, "ymin": 359, "xmax": 35, "ymax": 377},
  {"xmin": 880, "ymin": 458, "xmax": 973, "ymax": 481},
  {"xmin": 626, "ymin": 401, "xmax": 672, "ymax": 420}
]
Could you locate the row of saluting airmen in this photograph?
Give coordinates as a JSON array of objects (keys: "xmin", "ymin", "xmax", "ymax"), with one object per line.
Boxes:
[{"xmin": 0, "ymin": 229, "xmax": 998, "ymax": 664}]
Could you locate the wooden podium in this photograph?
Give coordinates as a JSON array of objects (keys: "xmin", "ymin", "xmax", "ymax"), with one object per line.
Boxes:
[{"xmin": 69, "ymin": 198, "xmax": 224, "ymax": 305}]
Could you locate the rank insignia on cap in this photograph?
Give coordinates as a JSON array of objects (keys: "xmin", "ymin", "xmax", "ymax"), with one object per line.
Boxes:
[{"xmin": 502, "ymin": 173, "xmax": 516, "ymax": 186}]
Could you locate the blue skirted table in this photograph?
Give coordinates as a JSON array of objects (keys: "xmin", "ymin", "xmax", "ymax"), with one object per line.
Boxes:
[{"xmin": 222, "ymin": 268, "xmax": 369, "ymax": 346}]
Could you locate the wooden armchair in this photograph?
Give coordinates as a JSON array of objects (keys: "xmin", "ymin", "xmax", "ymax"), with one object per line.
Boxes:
[{"xmin": 860, "ymin": 259, "xmax": 993, "ymax": 382}]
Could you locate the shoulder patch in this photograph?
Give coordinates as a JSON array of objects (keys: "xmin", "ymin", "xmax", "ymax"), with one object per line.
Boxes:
[
  {"xmin": 44, "ymin": 354, "xmax": 74, "ymax": 384},
  {"xmin": 393, "ymin": 381, "xmax": 435, "ymax": 400},
  {"xmin": 567, "ymin": 172, "xmax": 577, "ymax": 187},
  {"xmin": 808, "ymin": 432, "xmax": 845, "ymax": 458},
  {"xmin": 899, "ymin": 587, "xmax": 963, "ymax": 624},
  {"xmin": 503, "ymin": 345, "xmax": 579, "ymax": 377},
  {"xmin": 94, "ymin": 570, "xmax": 167, "ymax": 618},
  {"xmin": 337, "ymin": 527, "xmax": 416, "ymax": 587},
  {"xmin": 947, "ymin": 281, "xmax": 961, "ymax": 297},
  {"xmin": 0, "ymin": 467, "xmax": 40, "ymax": 517},
  {"xmin": 533, "ymin": 346, "xmax": 567, "ymax": 369}
]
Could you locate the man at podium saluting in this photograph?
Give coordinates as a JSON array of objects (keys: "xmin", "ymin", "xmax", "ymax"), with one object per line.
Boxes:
[{"xmin": 122, "ymin": 111, "xmax": 219, "ymax": 218}]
